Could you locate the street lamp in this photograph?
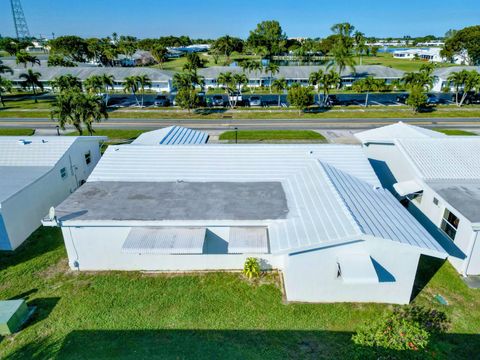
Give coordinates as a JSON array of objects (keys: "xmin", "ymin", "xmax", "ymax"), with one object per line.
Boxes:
[
  {"xmin": 234, "ymin": 127, "xmax": 238, "ymax": 144},
  {"xmin": 55, "ymin": 126, "xmax": 60, "ymax": 136}
]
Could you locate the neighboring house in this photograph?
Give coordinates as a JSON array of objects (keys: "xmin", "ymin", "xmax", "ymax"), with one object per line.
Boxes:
[
  {"xmin": 3, "ymin": 66, "xmax": 174, "ymax": 93},
  {"xmin": 198, "ymin": 65, "xmax": 405, "ymax": 89},
  {"xmin": 0, "ymin": 136, "xmax": 106, "ymax": 250},
  {"xmin": 432, "ymin": 66, "xmax": 480, "ymax": 92},
  {"xmin": 393, "ymin": 48, "xmax": 444, "ymax": 63},
  {"xmin": 131, "ymin": 126, "xmax": 209, "ymax": 145},
  {"xmin": 44, "ymin": 143, "xmax": 451, "ymax": 304},
  {"xmin": 356, "ymin": 123, "xmax": 479, "ymax": 276}
]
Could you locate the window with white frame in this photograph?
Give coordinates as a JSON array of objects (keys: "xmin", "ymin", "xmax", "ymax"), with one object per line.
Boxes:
[
  {"xmin": 60, "ymin": 167, "xmax": 67, "ymax": 179},
  {"xmin": 84, "ymin": 151, "xmax": 92, "ymax": 165},
  {"xmin": 441, "ymin": 209, "xmax": 459, "ymax": 241}
]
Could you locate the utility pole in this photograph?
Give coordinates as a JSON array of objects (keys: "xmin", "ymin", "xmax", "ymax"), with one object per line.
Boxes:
[{"xmin": 10, "ymin": 0, "xmax": 31, "ymax": 39}]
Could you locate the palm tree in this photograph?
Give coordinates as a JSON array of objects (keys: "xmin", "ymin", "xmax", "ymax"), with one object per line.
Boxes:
[
  {"xmin": 0, "ymin": 60, "xmax": 13, "ymax": 75},
  {"xmin": 84, "ymin": 75, "xmax": 104, "ymax": 94},
  {"xmin": 232, "ymin": 73, "xmax": 248, "ymax": 107},
  {"xmin": 173, "ymin": 73, "xmax": 194, "ymax": 91},
  {"xmin": 137, "ymin": 75, "xmax": 152, "ymax": 107},
  {"xmin": 458, "ymin": 70, "xmax": 480, "ymax": 106},
  {"xmin": 250, "ymin": 61, "xmax": 263, "ymax": 89},
  {"xmin": 51, "ymin": 91, "xmax": 108, "ymax": 135},
  {"xmin": 217, "ymin": 72, "xmax": 235, "ymax": 107},
  {"xmin": 123, "ymin": 76, "xmax": 140, "ymax": 105},
  {"xmin": 0, "ymin": 77, "xmax": 13, "ymax": 107},
  {"xmin": 309, "ymin": 70, "xmax": 324, "ymax": 105},
  {"xmin": 265, "ymin": 63, "xmax": 280, "ymax": 93},
  {"xmin": 20, "ymin": 69, "xmax": 43, "ymax": 103},
  {"xmin": 322, "ymin": 70, "xmax": 341, "ymax": 105},
  {"xmin": 447, "ymin": 71, "xmax": 467, "ymax": 106},
  {"xmin": 16, "ymin": 50, "xmax": 41, "ymax": 68},
  {"xmin": 51, "ymin": 74, "xmax": 82, "ymax": 93},
  {"xmin": 353, "ymin": 31, "xmax": 366, "ymax": 65},
  {"xmin": 151, "ymin": 45, "xmax": 168, "ymax": 68},
  {"xmin": 101, "ymin": 74, "xmax": 115, "ymax": 106},
  {"xmin": 352, "ymin": 77, "xmax": 380, "ymax": 107},
  {"xmin": 272, "ymin": 78, "xmax": 287, "ymax": 107}
]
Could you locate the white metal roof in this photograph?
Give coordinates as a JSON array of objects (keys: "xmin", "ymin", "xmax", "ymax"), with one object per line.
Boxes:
[
  {"xmin": 228, "ymin": 227, "xmax": 269, "ymax": 254},
  {"xmin": 355, "ymin": 122, "xmax": 446, "ymax": 144},
  {"xmin": 321, "ymin": 162, "xmax": 445, "ymax": 254},
  {"xmin": 60, "ymin": 144, "xmax": 445, "ymax": 255},
  {"xmin": 131, "ymin": 127, "xmax": 209, "ymax": 145},
  {"xmin": 393, "ymin": 180, "xmax": 424, "ymax": 197},
  {"xmin": 397, "ymin": 137, "xmax": 480, "ymax": 181}
]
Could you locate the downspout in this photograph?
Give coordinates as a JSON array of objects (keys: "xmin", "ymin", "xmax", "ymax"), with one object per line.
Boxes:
[{"xmin": 464, "ymin": 230, "xmax": 479, "ymax": 277}]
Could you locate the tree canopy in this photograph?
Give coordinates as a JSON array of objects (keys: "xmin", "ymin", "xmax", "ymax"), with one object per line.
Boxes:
[
  {"xmin": 247, "ymin": 20, "xmax": 287, "ymax": 57},
  {"xmin": 443, "ymin": 25, "xmax": 480, "ymax": 65}
]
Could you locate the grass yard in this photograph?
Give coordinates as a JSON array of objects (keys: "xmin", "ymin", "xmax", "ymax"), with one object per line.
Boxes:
[
  {"xmin": 220, "ymin": 130, "xmax": 326, "ymax": 142},
  {"xmin": 360, "ymin": 53, "xmax": 456, "ymax": 72},
  {"xmin": 0, "ymin": 228, "xmax": 478, "ymax": 359},
  {"xmin": 0, "ymin": 128, "xmax": 35, "ymax": 136},
  {"xmin": 433, "ymin": 129, "xmax": 478, "ymax": 136},
  {"xmin": 67, "ymin": 129, "xmax": 148, "ymax": 143}
]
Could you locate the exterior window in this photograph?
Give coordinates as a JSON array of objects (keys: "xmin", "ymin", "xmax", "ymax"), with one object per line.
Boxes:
[
  {"xmin": 441, "ymin": 209, "xmax": 459, "ymax": 241},
  {"xmin": 433, "ymin": 197, "xmax": 439, "ymax": 206},
  {"xmin": 60, "ymin": 167, "xmax": 67, "ymax": 179},
  {"xmin": 85, "ymin": 151, "xmax": 92, "ymax": 165}
]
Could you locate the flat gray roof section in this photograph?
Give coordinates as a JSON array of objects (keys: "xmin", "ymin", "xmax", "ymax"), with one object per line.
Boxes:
[
  {"xmin": 428, "ymin": 181, "xmax": 480, "ymax": 224},
  {"xmin": 56, "ymin": 181, "xmax": 289, "ymax": 222}
]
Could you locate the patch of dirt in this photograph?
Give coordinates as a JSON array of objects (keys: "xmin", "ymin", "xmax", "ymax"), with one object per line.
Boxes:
[{"xmin": 37, "ymin": 258, "xmax": 71, "ymax": 279}]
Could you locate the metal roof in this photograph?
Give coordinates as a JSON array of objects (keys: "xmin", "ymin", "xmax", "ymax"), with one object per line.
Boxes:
[
  {"xmin": 54, "ymin": 144, "xmax": 444, "ymax": 255},
  {"xmin": 228, "ymin": 227, "xmax": 269, "ymax": 254},
  {"xmin": 131, "ymin": 127, "xmax": 209, "ymax": 145},
  {"xmin": 0, "ymin": 166, "xmax": 52, "ymax": 205},
  {"xmin": 4, "ymin": 66, "xmax": 174, "ymax": 82},
  {"xmin": 355, "ymin": 122, "xmax": 446, "ymax": 144},
  {"xmin": 198, "ymin": 65, "xmax": 405, "ymax": 79},
  {"xmin": 433, "ymin": 66, "xmax": 480, "ymax": 79},
  {"xmin": 321, "ymin": 162, "xmax": 446, "ymax": 254},
  {"xmin": 397, "ymin": 138, "xmax": 480, "ymax": 181}
]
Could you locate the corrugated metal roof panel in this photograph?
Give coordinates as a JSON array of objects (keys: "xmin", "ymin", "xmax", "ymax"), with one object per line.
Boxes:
[
  {"xmin": 131, "ymin": 127, "xmax": 209, "ymax": 145},
  {"xmin": 321, "ymin": 162, "xmax": 446, "ymax": 254},
  {"xmin": 397, "ymin": 138, "xmax": 480, "ymax": 181},
  {"xmin": 228, "ymin": 227, "xmax": 269, "ymax": 254},
  {"xmin": 122, "ymin": 227, "xmax": 206, "ymax": 254}
]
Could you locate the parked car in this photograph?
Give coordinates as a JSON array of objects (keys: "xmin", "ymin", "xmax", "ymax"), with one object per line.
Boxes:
[
  {"xmin": 453, "ymin": 91, "xmax": 480, "ymax": 105},
  {"xmin": 426, "ymin": 94, "xmax": 441, "ymax": 105},
  {"xmin": 248, "ymin": 96, "xmax": 262, "ymax": 107},
  {"xmin": 325, "ymin": 95, "xmax": 340, "ymax": 106},
  {"xmin": 396, "ymin": 95, "xmax": 408, "ymax": 104},
  {"xmin": 228, "ymin": 92, "xmax": 242, "ymax": 104},
  {"xmin": 154, "ymin": 95, "xmax": 170, "ymax": 107},
  {"xmin": 211, "ymin": 95, "xmax": 224, "ymax": 107}
]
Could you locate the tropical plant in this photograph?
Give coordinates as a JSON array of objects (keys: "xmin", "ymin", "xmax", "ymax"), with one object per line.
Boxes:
[
  {"xmin": 151, "ymin": 45, "xmax": 168, "ymax": 68},
  {"xmin": 211, "ymin": 35, "xmax": 243, "ymax": 62},
  {"xmin": 183, "ymin": 53, "xmax": 206, "ymax": 72},
  {"xmin": 19, "ymin": 69, "xmax": 44, "ymax": 103},
  {"xmin": 232, "ymin": 73, "xmax": 248, "ymax": 95},
  {"xmin": 175, "ymin": 88, "xmax": 200, "ymax": 112},
  {"xmin": 265, "ymin": 62, "xmax": 280, "ymax": 93},
  {"xmin": 100, "ymin": 74, "xmax": 115, "ymax": 106},
  {"xmin": 51, "ymin": 74, "xmax": 82, "ymax": 93},
  {"xmin": 352, "ymin": 77, "xmax": 381, "ymax": 107},
  {"xmin": 249, "ymin": 61, "xmax": 263, "ymax": 89},
  {"xmin": 137, "ymin": 74, "xmax": 152, "ymax": 107},
  {"xmin": 0, "ymin": 77, "xmax": 13, "ymax": 107},
  {"xmin": 287, "ymin": 84, "xmax": 314, "ymax": 114},
  {"xmin": 353, "ymin": 31, "xmax": 367, "ymax": 65},
  {"xmin": 47, "ymin": 54, "xmax": 77, "ymax": 67},
  {"xmin": 123, "ymin": 76, "xmax": 140, "ymax": 105},
  {"xmin": 173, "ymin": 72, "xmax": 204, "ymax": 92},
  {"xmin": 243, "ymin": 257, "xmax": 261, "ymax": 279},
  {"xmin": 217, "ymin": 72, "xmax": 235, "ymax": 107},
  {"xmin": 51, "ymin": 90, "xmax": 108, "ymax": 135},
  {"xmin": 406, "ymin": 85, "xmax": 428, "ymax": 113},
  {"xmin": 0, "ymin": 60, "xmax": 13, "ymax": 75},
  {"xmin": 308, "ymin": 70, "xmax": 325, "ymax": 105},
  {"xmin": 16, "ymin": 50, "xmax": 41, "ymax": 68},
  {"xmin": 330, "ymin": 22, "xmax": 356, "ymax": 75},
  {"xmin": 84, "ymin": 75, "xmax": 104, "ymax": 94},
  {"xmin": 272, "ymin": 77, "xmax": 287, "ymax": 106},
  {"xmin": 448, "ymin": 70, "xmax": 480, "ymax": 106}
]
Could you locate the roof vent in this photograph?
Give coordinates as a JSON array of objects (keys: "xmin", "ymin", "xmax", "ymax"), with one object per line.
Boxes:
[
  {"xmin": 17, "ymin": 139, "xmax": 32, "ymax": 145},
  {"xmin": 42, "ymin": 139, "xmax": 48, "ymax": 143},
  {"xmin": 373, "ymin": 185, "xmax": 381, "ymax": 191}
]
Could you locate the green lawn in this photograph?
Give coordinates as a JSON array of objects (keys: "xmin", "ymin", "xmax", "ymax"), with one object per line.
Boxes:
[
  {"xmin": 360, "ymin": 53, "xmax": 456, "ymax": 72},
  {"xmin": 0, "ymin": 128, "xmax": 35, "ymax": 136},
  {"xmin": 433, "ymin": 129, "xmax": 478, "ymax": 136},
  {"xmin": 220, "ymin": 130, "xmax": 326, "ymax": 142},
  {"xmin": 0, "ymin": 228, "xmax": 478, "ymax": 359},
  {"xmin": 67, "ymin": 129, "xmax": 148, "ymax": 142}
]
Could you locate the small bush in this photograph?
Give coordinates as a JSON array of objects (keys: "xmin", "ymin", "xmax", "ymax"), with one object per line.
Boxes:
[
  {"xmin": 393, "ymin": 305, "xmax": 450, "ymax": 334},
  {"xmin": 243, "ymin": 257, "xmax": 261, "ymax": 279}
]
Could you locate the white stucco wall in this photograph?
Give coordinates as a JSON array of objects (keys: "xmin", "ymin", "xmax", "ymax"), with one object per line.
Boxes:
[
  {"xmin": 61, "ymin": 226, "xmax": 283, "ymax": 271},
  {"xmin": 1, "ymin": 140, "xmax": 103, "ymax": 250},
  {"xmin": 283, "ymin": 239, "xmax": 422, "ymax": 304}
]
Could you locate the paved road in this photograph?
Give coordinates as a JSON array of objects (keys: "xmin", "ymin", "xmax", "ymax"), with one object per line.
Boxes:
[{"xmin": 1, "ymin": 117, "xmax": 480, "ymax": 131}]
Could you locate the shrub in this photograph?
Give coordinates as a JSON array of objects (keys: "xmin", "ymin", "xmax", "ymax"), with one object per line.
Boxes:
[
  {"xmin": 243, "ymin": 257, "xmax": 261, "ymax": 279},
  {"xmin": 393, "ymin": 305, "xmax": 450, "ymax": 334},
  {"xmin": 175, "ymin": 88, "xmax": 200, "ymax": 112},
  {"xmin": 352, "ymin": 312, "xmax": 430, "ymax": 352},
  {"xmin": 406, "ymin": 86, "xmax": 428, "ymax": 113},
  {"xmin": 287, "ymin": 85, "xmax": 314, "ymax": 114}
]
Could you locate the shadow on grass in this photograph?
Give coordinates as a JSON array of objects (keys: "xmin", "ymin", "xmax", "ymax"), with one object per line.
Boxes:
[
  {"xmin": 3, "ymin": 330, "xmax": 479, "ymax": 360},
  {"xmin": 0, "ymin": 227, "xmax": 63, "ymax": 271},
  {"xmin": 193, "ymin": 108, "xmax": 228, "ymax": 115},
  {"xmin": 303, "ymin": 106, "xmax": 332, "ymax": 114}
]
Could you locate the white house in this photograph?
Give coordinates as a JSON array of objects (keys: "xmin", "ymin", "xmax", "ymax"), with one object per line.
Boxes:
[
  {"xmin": 393, "ymin": 48, "xmax": 444, "ymax": 63},
  {"xmin": 356, "ymin": 123, "xmax": 479, "ymax": 276},
  {"xmin": 432, "ymin": 66, "xmax": 480, "ymax": 92},
  {"xmin": 44, "ymin": 143, "xmax": 451, "ymax": 304},
  {"xmin": 0, "ymin": 136, "xmax": 106, "ymax": 250}
]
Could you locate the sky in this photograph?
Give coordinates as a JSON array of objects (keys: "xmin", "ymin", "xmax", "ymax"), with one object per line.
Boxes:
[{"xmin": 0, "ymin": 0, "xmax": 479, "ymax": 39}]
